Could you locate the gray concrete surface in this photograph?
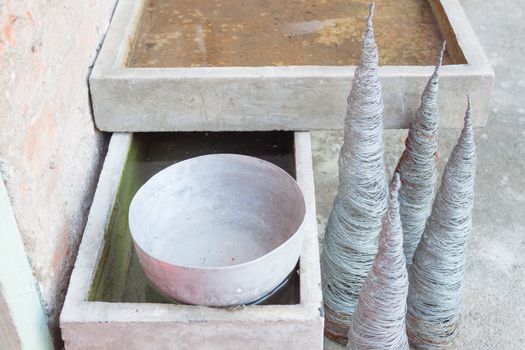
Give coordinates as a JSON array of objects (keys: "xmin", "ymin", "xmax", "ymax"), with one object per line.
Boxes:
[
  {"xmin": 313, "ymin": 0, "xmax": 525, "ymax": 349},
  {"xmin": 61, "ymin": 133, "xmax": 324, "ymax": 350},
  {"xmin": 91, "ymin": 0, "xmax": 492, "ymax": 132}
]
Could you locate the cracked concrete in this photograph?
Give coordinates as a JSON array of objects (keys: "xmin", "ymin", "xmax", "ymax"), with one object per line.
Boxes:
[{"xmin": 314, "ymin": 0, "xmax": 525, "ymax": 349}]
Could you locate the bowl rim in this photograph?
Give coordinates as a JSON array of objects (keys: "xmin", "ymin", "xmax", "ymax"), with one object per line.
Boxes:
[{"xmin": 128, "ymin": 153, "xmax": 307, "ymax": 270}]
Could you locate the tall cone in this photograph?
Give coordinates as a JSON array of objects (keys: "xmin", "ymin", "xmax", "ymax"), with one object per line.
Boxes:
[
  {"xmin": 407, "ymin": 97, "xmax": 476, "ymax": 349},
  {"xmin": 321, "ymin": 2, "xmax": 388, "ymax": 342},
  {"xmin": 346, "ymin": 174, "xmax": 409, "ymax": 350},
  {"xmin": 396, "ymin": 42, "xmax": 446, "ymax": 267}
]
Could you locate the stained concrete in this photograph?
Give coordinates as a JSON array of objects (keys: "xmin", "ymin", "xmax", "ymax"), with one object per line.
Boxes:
[
  {"xmin": 91, "ymin": 0, "xmax": 492, "ymax": 132},
  {"xmin": 314, "ymin": 0, "xmax": 525, "ymax": 348},
  {"xmin": 60, "ymin": 132, "xmax": 324, "ymax": 349},
  {"xmin": 128, "ymin": 0, "xmax": 448, "ymax": 67}
]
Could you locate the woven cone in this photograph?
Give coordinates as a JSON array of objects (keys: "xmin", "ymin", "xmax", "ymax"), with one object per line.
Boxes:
[
  {"xmin": 321, "ymin": 2, "xmax": 388, "ymax": 342},
  {"xmin": 346, "ymin": 173, "xmax": 409, "ymax": 350},
  {"xmin": 407, "ymin": 98, "xmax": 476, "ymax": 349},
  {"xmin": 396, "ymin": 43, "xmax": 446, "ymax": 267}
]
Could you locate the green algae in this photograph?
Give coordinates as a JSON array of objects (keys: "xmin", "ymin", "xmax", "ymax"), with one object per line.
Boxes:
[{"xmin": 89, "ymin": 132, "xmax": 299, "ymax": 305}]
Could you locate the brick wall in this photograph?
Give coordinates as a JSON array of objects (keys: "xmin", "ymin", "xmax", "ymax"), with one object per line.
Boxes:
[{"xmin": 0, "ymin": 0, "xmax": 119, "ymax": 344}]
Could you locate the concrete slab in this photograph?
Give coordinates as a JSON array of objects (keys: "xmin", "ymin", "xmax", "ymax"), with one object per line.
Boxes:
[
  {"xmin": 90, "ymin": 0, "xmax": 493, "ymax": 132},
  {"xmin": 60, "ymin": 132, "xmax": 324, "ymax": 350}
]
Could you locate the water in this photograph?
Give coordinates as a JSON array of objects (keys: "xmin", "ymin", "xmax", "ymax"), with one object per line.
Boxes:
[
  {"xmin": 89, "ymin": 131, "xmax": 300, "ymax": 305},
  {"xmin": 128, "ymin": 0, "xmax": 453, "ymax": 67}
]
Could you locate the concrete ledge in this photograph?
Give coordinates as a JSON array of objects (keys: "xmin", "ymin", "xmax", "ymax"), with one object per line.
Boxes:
[
  {"xmin": 0, "ymin": 179, "xmax": 53, "ymax": 350},
  {"xmin": 60, "ymin": 132, "xmax": 324, "ymax": 349},
  {"xmin": 90, "ymin": 0, "xmax": 493, "ymax": 132}
]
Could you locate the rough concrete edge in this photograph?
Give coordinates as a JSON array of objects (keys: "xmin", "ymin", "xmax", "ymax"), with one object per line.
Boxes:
[
  {"xmin": 90, "ymin": 72, "xmax": 492, "ymax": 132},
  {"xmin": 439, "ymin": 0, "xmax": 495, "ymax": 127},
  {"xmin": 60, "ymin": 133, "xmax": 132, "ymax": 323},
  {"xmin": 95, "ymin": 62, "xmax": 486, "ymax": 79},
  {"xmin": 61, "ymin": 132, "xmax": 323, "ymax": 326},
  {"xmin": 294, "ymin": 132, "xmax": 323, "ymax": 308},
  {"xmin": 89, "ymin": 69, "xmax": 493, "ymax": 131},
  {"xmin": 294, "ymin": 131, "xmax": 325, "ymax": 345},
  {"xmin": 440, "ymin": 0, "xmax": 492, "ymax": 68},
  {"xmin": 62, "ymin": 319, "xmax": 324, "ymax": 350},
  {"xmin": 88, "ymin": 0, "xmax": 493, "ymax": 132},
  {"xmin": 0, "ymin": 179, "xmax": 54, "ymax": 350},
  {"xmin": 91, "ymin": 0, "xmax": 145, "ymax": 76}
]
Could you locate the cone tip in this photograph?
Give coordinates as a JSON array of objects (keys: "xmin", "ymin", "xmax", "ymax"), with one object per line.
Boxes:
[
  {"xmin": 367, "ymin": 1, "xmax": 375, "ymax": 29},
  {"xmin": 440, "ymin": 41, "xmax": 447, "ymax": 63},
  {"xmin": 433, "ymin": 41, "xmax": 446, "ymax": 77},
  {"xmin": 465, "ymin": 95, "xmax": 472, "ymax": 125},
  {"xmin": 459, "ymin": 95, "xmax": 474, "ymax": 145}
]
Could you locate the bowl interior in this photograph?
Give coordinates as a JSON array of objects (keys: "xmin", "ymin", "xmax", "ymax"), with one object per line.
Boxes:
[{"xmin": 129, "ymin": 154, "xmax": 306, "ymax": 268}]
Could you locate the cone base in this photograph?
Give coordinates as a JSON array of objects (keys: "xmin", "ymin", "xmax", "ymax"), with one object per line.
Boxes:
[
  {"xmin": 407, "ymin": 317, "xmax": 460, "ymax": 350},
  {"xmin": 323, "ymin": 303, "xmax": 351, "ymax": 344}
]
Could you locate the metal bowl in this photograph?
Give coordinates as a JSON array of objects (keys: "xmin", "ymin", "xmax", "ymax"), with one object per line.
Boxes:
[{"xmin": 128, "ymin": 154, "xmax": 306, "ymax": 306}]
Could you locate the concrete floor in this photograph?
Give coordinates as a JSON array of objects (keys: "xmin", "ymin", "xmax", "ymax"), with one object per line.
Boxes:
[{"xmin": 312, "ymin": 0, "xmax": 525, "ymax": 349}]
